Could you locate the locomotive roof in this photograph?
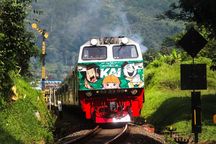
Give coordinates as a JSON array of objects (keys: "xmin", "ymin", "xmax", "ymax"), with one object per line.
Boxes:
[{"xmin": 83, "ymin": 36, "xmax": 136, "ymax": 45}]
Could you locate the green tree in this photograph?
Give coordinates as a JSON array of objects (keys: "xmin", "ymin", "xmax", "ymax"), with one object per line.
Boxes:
[
  {"xmin": 0, "ymin": 0, "xmax": 37, "ymax": 98},
  {"xmin": 163, "ymin": 0, "xmax": 216, "ymax": 70},
  {"xmin": 142, "ymin": 48, "xmax": 158, "ymax": 67},
  {"xmin": 164, "ymin": 0, "xmax": 216, "ymax": 38}
]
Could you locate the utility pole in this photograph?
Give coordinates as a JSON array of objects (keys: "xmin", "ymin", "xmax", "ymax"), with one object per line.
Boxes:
[{"xmin": 31, "ymin": 23, "xmax": 49, "ymax": 92}]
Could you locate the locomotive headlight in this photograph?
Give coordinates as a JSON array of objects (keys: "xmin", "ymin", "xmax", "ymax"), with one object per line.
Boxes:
[
  {"xmin": 90, "ymin": 38, "xmax": 98, "ymax": 45},
  {"xmin": 85, "ymin": 91, "xmax": 92, "ymax": 97},
  {"xmin": 121, "ymin": 37, "xmax": 129, "ymax": 44},
  {"xmin": 131, "ymin": 89, "xmax": 138, "ymax": 95}
]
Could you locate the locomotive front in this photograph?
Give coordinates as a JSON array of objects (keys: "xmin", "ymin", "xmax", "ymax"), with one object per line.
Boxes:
[{"xmin": 77, "ymin": 37, "xmax": 144, "ymax": 123}]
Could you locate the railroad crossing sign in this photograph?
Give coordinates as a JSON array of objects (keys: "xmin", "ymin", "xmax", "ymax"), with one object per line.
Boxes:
[
  {"xmin": 178, "ymin": 27, "xmax": 207, "ymax": 58},
  {"xmin": 179, "ymin": 28, "xmax": 208, "ymax": 90}
]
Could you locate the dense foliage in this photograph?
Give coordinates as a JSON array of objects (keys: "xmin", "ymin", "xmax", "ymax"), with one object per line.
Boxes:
[
  {"xmin": 0, "ymin": 2, "xmax": 54, "ymax": 143},
  {"xmin": 164, "ymin": 0, "xmax": 216, "ymax": 38},
  {"xmin": 0, "ymin": 0, "xmax": 38, "ymax": 98},
  {"xmin": 162, "ymin": 0, "xmax": 216, "ymax": 70}
]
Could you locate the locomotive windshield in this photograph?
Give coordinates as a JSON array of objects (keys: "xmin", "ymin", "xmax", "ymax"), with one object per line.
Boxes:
[
  {"xmin": 82, "ymin": 46, "xmax": 107, "ymax": 60},
  {"xmin": 113, "ymin": 45, "xmax": 138, "ymax": 59}
]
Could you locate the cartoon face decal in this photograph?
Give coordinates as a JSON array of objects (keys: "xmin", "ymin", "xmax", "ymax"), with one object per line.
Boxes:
[
  {"xmin": 78, "ymin": 61, "xmax": 144, "ymax": 90},
  {"xmin": 123, "ymin": 63, "xmax": 137, "ymax": 78},
  {"xmin": 102, "ymin": 75, "xmax": 120, "ymax": 89},
  {"xmin": 122, "ymin": 62, "xmax": 144, "ymax": 88},
  {"xmin": 86, "ymin": 65, "xmax": 100, "ymax": 83}
]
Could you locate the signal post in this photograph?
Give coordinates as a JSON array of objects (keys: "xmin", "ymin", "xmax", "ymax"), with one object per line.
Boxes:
[
  {"xmin": 179, "ymin": 27, "xmax": 207, "ymax": 143},
  {"xmin": 31, "ymin": 23, "xmax": 49, "ymax": 93}
]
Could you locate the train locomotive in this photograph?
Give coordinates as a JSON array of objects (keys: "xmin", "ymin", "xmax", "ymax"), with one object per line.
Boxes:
[{"xmin": 56, "ymin": 36, "xmax": 144, "ymax": 123}]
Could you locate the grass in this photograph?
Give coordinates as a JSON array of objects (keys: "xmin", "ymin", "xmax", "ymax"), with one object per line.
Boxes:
[
  {"xmin": 0, "ymin": 72, "xmax": 54, "ymax": 144},
  {"xmin": 141, "ymin": 58, "xmax": 216, "ymax": 142}
]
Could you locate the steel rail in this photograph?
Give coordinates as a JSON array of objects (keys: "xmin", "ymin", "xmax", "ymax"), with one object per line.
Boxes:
[
  {"xmin": 104, "ymin": 124, "xmax": 128, "ymax": 144},
  {"xmin": 57, "ymin": 125, "xmax": 100, "ymax": 144},
  {"xmin": 64, "ymin": 125, "xmax": 100, "ymax": 144}
]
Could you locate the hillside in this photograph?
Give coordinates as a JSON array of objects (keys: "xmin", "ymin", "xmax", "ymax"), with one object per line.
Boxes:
[
  {"xmin": 142, "ymin": 56, "xmax": 216, "ymax": 141},
  {"xmin": 31, "ymin": 0, "xmax": 183, "ymax": 80},
  {"xmin": 0, "ymin": 72, "xmax": 54, "ymax": 143}
]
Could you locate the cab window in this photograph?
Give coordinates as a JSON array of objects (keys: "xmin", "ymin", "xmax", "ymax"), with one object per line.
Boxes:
[
  {"xmin": 82, "ymin": 46, "xmax": 107, "ymax": 60},
  {"xmin": 113, "ymin": 45, "xmax": 138, "ymax": 59}
]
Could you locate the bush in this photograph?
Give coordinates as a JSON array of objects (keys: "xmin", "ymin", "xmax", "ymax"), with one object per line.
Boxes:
[{"xmin": 142, "ymin": 56, "xmax": 216, "ymax": 141}]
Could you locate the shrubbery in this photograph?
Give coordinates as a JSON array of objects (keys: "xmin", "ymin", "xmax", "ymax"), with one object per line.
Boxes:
[{"xmin": 142, "ymin": 54, "xmax": 216, "ymax": 141}]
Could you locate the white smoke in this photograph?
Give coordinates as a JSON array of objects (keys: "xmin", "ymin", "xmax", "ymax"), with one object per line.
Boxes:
[
  {"xmin": 130, "ymin": 34, "xmax": 148, "ymax": 52},
  {"xmin": 65, "ymin": 0, "xmax": 147, "ymax": 49}
]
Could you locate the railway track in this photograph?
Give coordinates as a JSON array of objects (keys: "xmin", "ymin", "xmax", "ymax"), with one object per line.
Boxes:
[
  {"xmin": 55, "ymin": 106, "xmax": 165, "ymax": 144},
  {"xmin": 57, "ymin": 124, "xmax": 128, "ymax": 144},
  {"xmin": 55, "ymin": 109, "xmax": 165, "ymax": 144}
]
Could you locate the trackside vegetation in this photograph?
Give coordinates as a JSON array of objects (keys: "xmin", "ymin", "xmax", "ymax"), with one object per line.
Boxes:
[
  {"xmin": 0, "ymin": 72, "xmax": 54, "ymax": 144},
  {"xmin": 142, "ymin": 55, "xmax": 216, "ymax": 142}
]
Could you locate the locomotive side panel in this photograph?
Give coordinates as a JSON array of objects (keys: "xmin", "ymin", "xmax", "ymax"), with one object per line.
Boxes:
[{"xmin": 56, "ymin": 71, "xmax": 79, "ymax": 107}]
